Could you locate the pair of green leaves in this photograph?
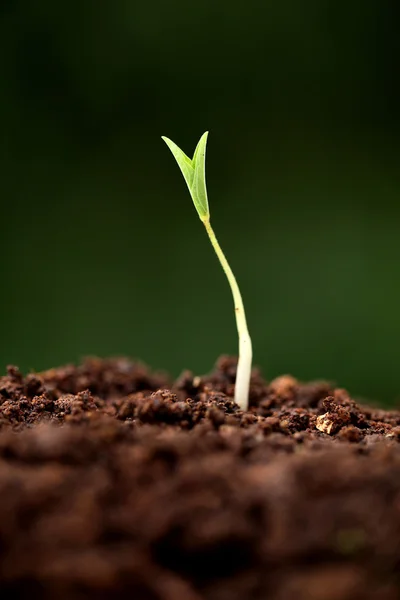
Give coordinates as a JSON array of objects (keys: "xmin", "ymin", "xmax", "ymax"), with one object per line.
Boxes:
[{"xmin": 162, "ymin": 132, "xmax": 210, "ymax": 221}]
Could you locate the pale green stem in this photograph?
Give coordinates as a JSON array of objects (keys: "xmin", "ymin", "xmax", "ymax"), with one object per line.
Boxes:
[{"xmin": 202, "ymin": 217, "xmax": 252, "ymax": 411}]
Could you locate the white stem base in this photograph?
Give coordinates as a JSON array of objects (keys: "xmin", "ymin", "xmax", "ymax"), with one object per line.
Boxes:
[{"xmin": 234, "ymin": 331, "xmax": 253, "ymax": 411}]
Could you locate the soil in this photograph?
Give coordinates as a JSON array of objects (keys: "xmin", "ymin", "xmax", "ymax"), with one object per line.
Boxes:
[{"xmin": 0, "ymin": 356, "xmax": 400, "ymax": 600}]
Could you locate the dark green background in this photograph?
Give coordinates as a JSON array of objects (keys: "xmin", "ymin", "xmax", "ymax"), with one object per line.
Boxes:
[{"xmin": 1, "ymin": 1, "xmax": 400, "ymax": 405}]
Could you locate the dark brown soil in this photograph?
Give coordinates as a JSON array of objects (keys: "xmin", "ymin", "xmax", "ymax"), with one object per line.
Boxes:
[{"xmin": 1, "ymin": 356, "xmax": 400, "ymax": 600}]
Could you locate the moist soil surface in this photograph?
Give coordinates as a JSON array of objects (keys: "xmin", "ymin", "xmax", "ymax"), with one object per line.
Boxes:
[{"xmin": 0, "ymin": 356, "xmax": 400, "ymax": 600}]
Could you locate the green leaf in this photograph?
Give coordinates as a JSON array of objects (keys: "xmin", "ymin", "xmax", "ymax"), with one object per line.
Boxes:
[
  {"xmin": 161, "ymin": 136, "xmax": 195, "ymax": 192},
  {"xmin": 162, "ymin": 132, "xmax": 210, "ymax": 220},
  {"xmin": 191, "ymin": 132, "xmax": 209, "ymax": 220}
]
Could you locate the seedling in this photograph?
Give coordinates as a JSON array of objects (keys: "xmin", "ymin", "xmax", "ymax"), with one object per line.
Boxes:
[{"xmin": 162, "ymin": 132, "xmax": 252, "ymax": 411}]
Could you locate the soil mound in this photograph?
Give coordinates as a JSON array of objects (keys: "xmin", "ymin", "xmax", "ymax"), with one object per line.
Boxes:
[{"xmin": 0, "ymin": 356, "xmax": 399, "ymax": 599}]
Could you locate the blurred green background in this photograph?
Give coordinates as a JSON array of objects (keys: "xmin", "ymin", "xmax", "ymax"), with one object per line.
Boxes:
[{"xmin": 1, "ymin": 1, "xmax": 400, "ymax": 405}]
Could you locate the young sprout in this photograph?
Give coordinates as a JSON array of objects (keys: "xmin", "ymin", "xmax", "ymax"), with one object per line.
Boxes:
[{"xmin": 161, "ymin": 131, "xmax": 253, "ymax": 411}]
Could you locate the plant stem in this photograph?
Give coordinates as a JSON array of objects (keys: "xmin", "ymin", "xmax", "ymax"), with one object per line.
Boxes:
[{"xmin": 202, "ymin": 217, "xmax": 252, "ymax": 411}]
